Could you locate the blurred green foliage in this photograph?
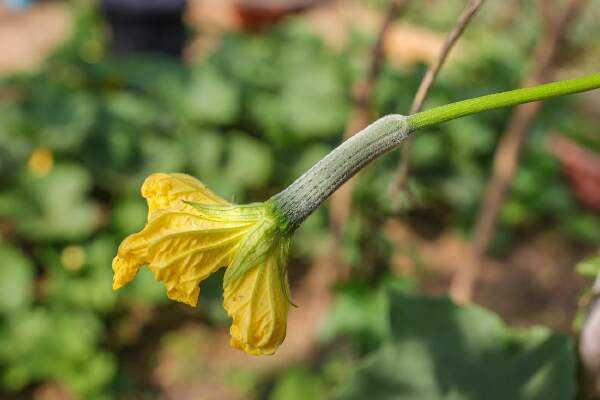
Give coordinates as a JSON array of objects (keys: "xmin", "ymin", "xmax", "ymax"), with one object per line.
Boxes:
[
  {"xmin": 577, "ymin": 252, "xmax": 600, "ymax": 278},
  {"xmin": 332, "ymin": 286, "xmax": 576, "ymax": 400},
  {"xmin": 0, "ymin": 2, "xmax": 598, "ymax": 398}
]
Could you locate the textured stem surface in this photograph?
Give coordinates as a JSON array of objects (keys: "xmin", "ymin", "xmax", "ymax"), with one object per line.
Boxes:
[
  {"xmin": 271, "ymin": 73, "xmax": 600, "ymax": 232},
  {"xmin": 271, "ymin": 114, "xmax": 410, "ymax": 231}
]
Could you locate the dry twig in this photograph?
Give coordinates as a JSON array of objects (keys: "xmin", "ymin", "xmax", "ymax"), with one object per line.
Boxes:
[
  {"xmin": 328, "ymin": 0, "xmax": 409, "ymax": 278},
  {"xmin": 330, "ymin": 0, "xmax": 486, "ymax": 277},
  {"xmin": 449, "ymin": 0, "xmax": 586, "ymax": 304},
  {"xmin": 389, "ymin": 0, "xmax": 485, "ymax": 200}
]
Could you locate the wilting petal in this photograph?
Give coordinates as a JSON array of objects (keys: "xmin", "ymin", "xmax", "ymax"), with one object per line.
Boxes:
[
  {"xmin": 142, "ymin": 173, "xmax": 229, "ymax": 219},
  {"xmin": 113, "ymin": 172, "xmax": 296, "ymax": 355},
  {"xmin": 112, "ymin": 254, "xmax": 142, "ymax": 290},
  {"xmin": 113, "ymin": 209, "xmax": 257, "ymax": 306},
  {"xmin": 223, "ymin": 238, "xmax": 291, "ymax": 355}
]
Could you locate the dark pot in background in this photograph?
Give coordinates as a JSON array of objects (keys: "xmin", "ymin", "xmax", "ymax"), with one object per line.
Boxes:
[{"xmin": 101, "ymin": 0, "xmax": 187, "ymax": 57}]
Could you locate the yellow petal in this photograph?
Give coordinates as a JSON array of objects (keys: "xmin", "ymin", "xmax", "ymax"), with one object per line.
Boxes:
[
  {"xmin": 223, "ymin": 242, "xmax": 290, "ymax": 355},
  {"xmin": 142, "ymin": 173, "xmax": 229, "ymax": 220},
  {"xmin": 112, "ymin": 254, "xmax": 141, "ymax": 290},
  {"xmin": 113, "ymin": 209, "xmax": 256, "ymax": 306}
]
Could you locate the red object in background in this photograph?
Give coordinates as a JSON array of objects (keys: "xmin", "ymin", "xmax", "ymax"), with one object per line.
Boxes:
[
  {"xmin": 549, "ymin": 134, "xmax": 600, "ymax": 212},
  {"xmin": 234, "ymin": 0, "xmax": 324, "ymax": 31}
]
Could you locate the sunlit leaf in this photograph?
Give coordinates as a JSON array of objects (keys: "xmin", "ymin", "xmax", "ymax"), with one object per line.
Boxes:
[
  {"xmin": 185, "ymin": 64, "xmax": 240, "ymax": 125},
  {"xmin": 15, "ymin": 164, "xmax": 100, "ymax": 241},
  {"xmin": 270, "ymin": 368, "xmax": 326, "ymax": 400},
  {"xmin": 225, "ymin": 134, "xmax": 274, "ymax": 189},
  {"xmin": 0, "ymin": 245, "xmax": 33, "ymax": 313},
  {"xmin": 577, "ymin": 254, "xmax": 600, "ymax": 277}
]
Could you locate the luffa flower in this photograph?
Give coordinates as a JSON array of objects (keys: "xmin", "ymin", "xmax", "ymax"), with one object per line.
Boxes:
[
  {"xmin": 110, "ymin": 75, "xmax": 600, "ymax": 356},
  {"xmin": 113, "ymin": 173, "xmax": 292, "ymax": 355},
  {"xmin": 112, "ymin": 116, "xmax": 410, "ymax": 356}
]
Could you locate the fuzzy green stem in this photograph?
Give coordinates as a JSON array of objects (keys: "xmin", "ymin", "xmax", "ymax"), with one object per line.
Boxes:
[
  {"xmin": 271, "ymin": 73, "xmax": 600, "ymax": 231},
  {"xmin": 270, "ymin": 115, "xmax": 410, "ymax": 233}
]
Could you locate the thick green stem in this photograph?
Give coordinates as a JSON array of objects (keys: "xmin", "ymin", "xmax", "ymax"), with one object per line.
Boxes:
[
  {"xmin": 271, "ymin": 115, "xmax": 409, "ymax": 232},
  {"xmin": 271, "ymin": 73, "xmax": 600, "ymax": 230},
  {"xmin": 408, "ymin": 73, "xmax": 600, "ymax": 130}
]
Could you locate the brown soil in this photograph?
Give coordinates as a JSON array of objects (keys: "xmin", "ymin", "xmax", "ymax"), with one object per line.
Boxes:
[{"xmin": 385, "ymin": 219, "xmax": 589, "ymax": 333}]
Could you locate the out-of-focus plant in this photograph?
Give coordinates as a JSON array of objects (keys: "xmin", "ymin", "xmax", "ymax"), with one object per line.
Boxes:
[
  {"xmin": 0, "ymin": 1, "xmax": 599, "ymax": 398},
  {"xmin": 328, "ymin": 283, "xmax": 576, "ymax": 400},
  {"xmin": 573, "ymin": 251, "xmax": 600, "ymax": 330}
]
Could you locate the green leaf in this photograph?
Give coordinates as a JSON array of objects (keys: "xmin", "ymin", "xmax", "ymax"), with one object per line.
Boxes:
[
  {"xmin": 112, "ymin": 197, "xmax": 147, "ymax": 236},
  {"xmin": 40, "ymin": 238, "xmax": 117, "ymax": 312},
  {"xmin": 186, "ymin": 130, "xmax": 225, "ymax": 182},
  {"xmin": 82, "ymin": 120, "xmax": 137, "ymax": 176},
  {"xmin": 105, "ymin": 92, "xmax": 158, "ymax": 127},
  {"xmin": 248, "ymin": 93, "xmax": 285, "ymax": 143},
  {"xmin": 185, "ymin": 64, "xmax": 240, "ymax": 125},
  {"xmin": 411, "ymin": 134, "xmax": 445, "ymax": 169},
  {"xmin": 292, "ymin": 208, "xmax": 328, "ymax": 257},
  {"xmin": 562, "ymin": 213, "xmax": 600, "ymax": 244},
  {"xmin": 30, "ymin": 88, "xmax": 97, "ymax": 152},
  {"xmin": 577, "ymin": 254, "xmax": 600, "ymax": 277},
  {"xmin": 15, "ymin": 164, "xmax": 100, "ymax": 241},
  {"xmin": 0, "ymin": 309, "xmax": 113, "ymax": 397},
  {"xmin": 446, "ymin": 118, "xmax": 495, "ymax": 157},
  {"xmin": 320, "ymin": 283, "xmax": 391, "ymax": 353},
  {"xmin": 441, "ymin": 173, "xmax": 484, "ymax": 211},
  {"xmin": 119, "ymin": 268, "xmax": 169, "ymax": 305},
  {"xmin": 0, "ymin": 105, "xmax": 30, "ymax": 179},
  {"xmin": 269, "ymin": 368, "xmax": 327, "ymax": 400},
  {"xmin": 140, "ymin": 136, "xmax": 187, "ymax": 173},
  {"xmin": 225, "ymin": 134, "xmax": 273, "ymax": 189},
  {"xmin": 0, "ymin": 245, "xmax": 34, "ymax": 314},
  {"xmin": 335, "ymin": 293, "xmax": 576, "ymax": 400},
  {"xmin": 280, "ymin": 62, "xmax": 349, "ymax": 139}
]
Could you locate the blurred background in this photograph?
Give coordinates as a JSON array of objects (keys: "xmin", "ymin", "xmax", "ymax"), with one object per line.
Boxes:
[{"xmin": 0, "ymin": 0, "xmax": 599, "ymax": 399}]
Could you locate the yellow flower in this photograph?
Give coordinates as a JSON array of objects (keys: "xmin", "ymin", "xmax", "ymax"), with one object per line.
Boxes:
[
  {"xmin": 224, "ymin": 234, "xmax": 291, "ymax": 355},
  {"xmin": 27, "ymin": 148, "xmax": 54, "ymax": 177},
  {"xmin": 112, "ymin": 173, "xmax": 292, "ymax": 355}
]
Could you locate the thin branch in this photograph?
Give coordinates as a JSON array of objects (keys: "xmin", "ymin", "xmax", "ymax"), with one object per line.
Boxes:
[
  {"xmin": 344, "ymin": 0, "xmax": 409, "ymax": 140},
  {"xmin": 449, "ymin": 0, "xmax": 586, "ymax": 304},
  {"xmin": 389, "ymin": 0, "xmax": 485, "ymax": 200},
  {"xmin": 328, "ymin": 0, "xmax": 409, "ymax": 279},
  {"xmin": 534, "ymin": 0, "xmax": 559, "ymax": 37},
  {"xmin": 411, "ymin": 0, "xmax": 485, "ymax": 115}
]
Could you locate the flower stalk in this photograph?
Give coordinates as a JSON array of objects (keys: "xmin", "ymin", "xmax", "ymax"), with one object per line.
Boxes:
[
  {"xmin": 112, "ymin": 73, "xmax": 600, "ymax": 356},
  {"xmin": 270, "ymin": 114, "xmax": 410, "ymax": 232},
  {"xmin": 270, "ymin": 72, "xmax": 600, "ymax": 231},
  {"xmin": 409, "ymin": 72, "xmax": 600, "ymax": 130}
]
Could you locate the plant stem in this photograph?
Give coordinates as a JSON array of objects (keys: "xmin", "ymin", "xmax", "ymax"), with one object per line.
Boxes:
[
  {"xmin": 448, "ymin": 0, "xmax": 586, "ymax": 304},
  {"xmin": 329, "ymin": 0, "xmax": 410, "ymax": 276},
  {"xmin": 271, "ymin": 115, "xmax": 409, "ymax": 232},
  {"xmin": 271, "ymin": 73, "xmax": 600, "ymax": 231},
  {"xmin": 408, "ymin": 73, "xmax": 600, "ymax": 130},
  {"xmin": 391, "ymin": 0, "xmax": 485, "ymax": 198}
]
